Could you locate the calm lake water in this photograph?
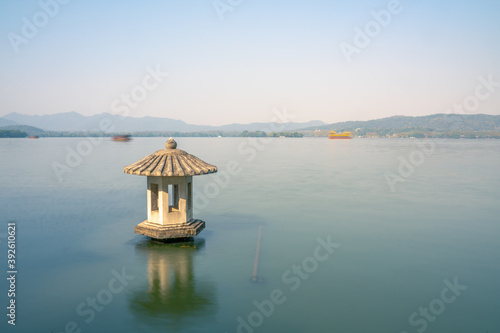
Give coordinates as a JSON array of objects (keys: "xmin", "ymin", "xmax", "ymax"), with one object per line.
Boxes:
[{"xmin": 0, "ymin": 137, "xmax": 499, "ymax": 333}]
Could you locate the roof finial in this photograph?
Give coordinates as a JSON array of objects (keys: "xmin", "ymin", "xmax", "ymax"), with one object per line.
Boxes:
[{"xmin": 165, "ymin": 137, "xmax": 177, "ymax": 149}]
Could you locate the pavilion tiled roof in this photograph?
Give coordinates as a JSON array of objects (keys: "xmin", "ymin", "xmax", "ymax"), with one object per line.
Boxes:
[{"xmin": 123, "ymin": 138, "xmax": 217, "ymax": 177}]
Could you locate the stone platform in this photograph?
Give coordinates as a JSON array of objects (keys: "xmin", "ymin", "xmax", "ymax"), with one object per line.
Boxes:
[{"xmin": 135, "ymin": 219, "xmax": 205, "ymax": 240}]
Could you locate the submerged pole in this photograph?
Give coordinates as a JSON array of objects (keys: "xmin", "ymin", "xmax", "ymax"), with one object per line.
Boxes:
[{"xmin": 251, "ymin": 225, "xmax": 263, "ymax": 282}]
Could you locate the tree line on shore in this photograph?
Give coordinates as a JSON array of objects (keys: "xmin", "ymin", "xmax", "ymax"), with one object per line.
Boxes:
[
  {"xmin": 301, "ymin": 128, "xmax": 500, "ymax": 139},
  {"xmin": 2, "ymin": 128, "xmax": 500, "ymax": 139},
  {"xmin": 0, "ymin": 129, "xmax": 304, "ymax": 138},
  {"xmin": 0, "ymin": 129, "xmax": 27, "ymax": 138}
]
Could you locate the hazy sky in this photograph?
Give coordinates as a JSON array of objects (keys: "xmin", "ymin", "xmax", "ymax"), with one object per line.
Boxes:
[{"xmin": 1, "ymin": 0, "xmax": 499, "ymax": 125}]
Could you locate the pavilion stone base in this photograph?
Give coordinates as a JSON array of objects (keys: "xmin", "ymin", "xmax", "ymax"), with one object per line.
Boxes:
[{"xmin": 135, "ymin": 219, "xmax": 205, "ymax": 240}]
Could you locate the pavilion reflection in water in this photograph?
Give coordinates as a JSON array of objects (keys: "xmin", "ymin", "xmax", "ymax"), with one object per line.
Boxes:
[{"xmin": 130, "ymin": 239, "xmax": 216, "ymax": 327}]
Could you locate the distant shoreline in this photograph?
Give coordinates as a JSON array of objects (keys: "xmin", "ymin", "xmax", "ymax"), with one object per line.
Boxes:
[{"xmin": 2, "ymin": 131, "xmax": 500, "ymax": 139}]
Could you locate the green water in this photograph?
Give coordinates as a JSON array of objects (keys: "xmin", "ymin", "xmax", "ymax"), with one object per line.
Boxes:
[{"xmin": 0, "ymin": 137, "xmax": 499, "ymax": 332}]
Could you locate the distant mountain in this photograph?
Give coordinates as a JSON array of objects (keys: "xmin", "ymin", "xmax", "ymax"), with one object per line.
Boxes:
[
  {"xmin": 0, "ymin": 118, "xmax": 18, "ymax": 127},
  {"xmin": 3, "ymin": 112, "xmax": 499, "ymax": 135},
  {"xmin": 301, "ymin": 114, "xmax": 500, "ymax": 132},
  {"xmin": 0, "ymin": 112, "xmax": 326, "ymax": 133},
  {"xmin": 3, "ymin": 111, "xmax": 85, "ymax": 131},
  {"xmin": 0, "ymin": 125, "xmax": 45, "ymax": 136}
]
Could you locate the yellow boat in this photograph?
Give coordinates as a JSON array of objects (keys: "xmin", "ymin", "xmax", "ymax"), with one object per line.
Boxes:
[{"xmin": 328, "ymin": 131, "xmax": 351, "ymax": 139}]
